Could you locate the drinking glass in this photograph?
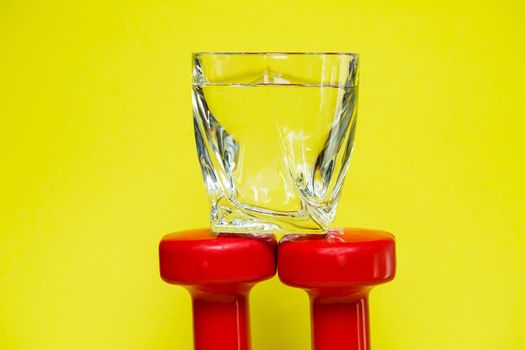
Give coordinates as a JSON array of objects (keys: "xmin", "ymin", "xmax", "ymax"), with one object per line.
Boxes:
[{"xmin": 192, "ymin": 52, "xmax": 359, "ymax": 234}]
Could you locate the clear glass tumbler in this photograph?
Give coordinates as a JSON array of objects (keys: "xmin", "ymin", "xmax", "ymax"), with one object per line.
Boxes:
[{"xmin": 192, "ymin": 52, "xmax": 359, "ymax": 234}]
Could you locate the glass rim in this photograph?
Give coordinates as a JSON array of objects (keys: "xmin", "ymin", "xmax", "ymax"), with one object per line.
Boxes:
[{"xmin": 193, "ymin": 51, "xmax": 359, "ymax": 57}]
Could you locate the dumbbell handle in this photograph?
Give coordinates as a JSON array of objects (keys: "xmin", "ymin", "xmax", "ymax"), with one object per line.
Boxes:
[
  {"xmin": 191, "ymin": 286, "xmax": 251, "ymax": 350},
  {"xmin": 310, "ymin": 291, "xmax": 370, "ymax": 350}
]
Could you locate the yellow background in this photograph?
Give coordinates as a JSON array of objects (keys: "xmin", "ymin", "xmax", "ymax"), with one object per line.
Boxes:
[{"xmin": 1, "ymin": 0, "xmax": 524, "ymax": 349}]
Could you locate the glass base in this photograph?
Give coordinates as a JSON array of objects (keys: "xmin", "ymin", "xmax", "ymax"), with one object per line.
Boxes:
[{"xmin": 210, "ymin": 197, "xmax": 332, "ymax": 234}]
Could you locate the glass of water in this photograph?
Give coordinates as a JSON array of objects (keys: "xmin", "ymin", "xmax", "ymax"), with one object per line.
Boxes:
[{"xmin": 192, "ymin": 52, "xmax": 359, "ymax": 234}]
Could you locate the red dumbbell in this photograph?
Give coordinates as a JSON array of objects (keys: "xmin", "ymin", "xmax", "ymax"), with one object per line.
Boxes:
[
  {"xmin": 278, "ymin": 228, "xmax": 396, "ymax": 350},
  {"xmin": 159, "ymin": 229, "xmax": 277, "ymax": 350}
]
